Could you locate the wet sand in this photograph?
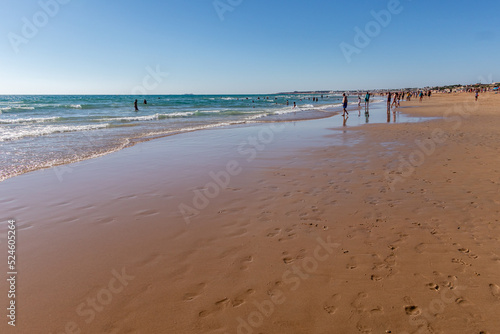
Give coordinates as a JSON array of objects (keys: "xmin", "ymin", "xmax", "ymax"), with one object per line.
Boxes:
[{"xmin": 1, "ymin": 93, "xmax": 499, "ymax": 333}]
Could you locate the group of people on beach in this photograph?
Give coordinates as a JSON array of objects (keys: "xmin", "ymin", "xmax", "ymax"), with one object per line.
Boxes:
[
  {"xmin": 132, "ymin": 89, "xmax": 436, "ymax": 114},
  {"xmin": 341, "ymin": 89, "xmax": 436, "ymax": 118},
  {"xmin": 342, "ymin": 92, "xmax": 371, "ymax": 117}
]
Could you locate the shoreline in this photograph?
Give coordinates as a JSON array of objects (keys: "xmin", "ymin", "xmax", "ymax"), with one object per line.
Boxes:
[
  {"xmin": 0, "ymin": 93, "xmax": 350, "ymax": 183},
  {"xmin": 1, "ymin": 92, "xmax": 499, "ymax": 333},
  {"xmin": 0, "ymin": 98, "xmax": 386, "ymax": 183}
]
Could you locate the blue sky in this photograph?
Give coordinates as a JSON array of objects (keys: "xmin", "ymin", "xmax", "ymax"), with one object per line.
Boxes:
[{"xmin": 0, "ymin": 0, "xmax": 499, "ymax": 94}]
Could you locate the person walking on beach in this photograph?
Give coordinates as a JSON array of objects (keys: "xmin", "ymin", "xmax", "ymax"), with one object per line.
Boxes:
[
  {"xmin": 342, "ymin": 93, "xmax": 349, "ymax": 116},
  {"xmin": 387, "ymin": 92, "xmax": 392, "ymax": 111},
  {"xmin": 393, "ymin": 93, "xmax": 400, "ymax": 108},
  {"xmin": 391, "ymin": 93, "xmax": 398, "ymax": 109},
  {"xmin": 134, "ymin": 99, "xmax": 139, "ymax": 111},
  {"xmin": 364, "ymin": 91, "xmax": 370, "ymax": 114},
  {"xmin": 475, "ymin": 90, "xmax": 479, "ymax": 101},
  {"xmin": 357, "ymin": 94, "xmax": 362, "ymax": 116}
]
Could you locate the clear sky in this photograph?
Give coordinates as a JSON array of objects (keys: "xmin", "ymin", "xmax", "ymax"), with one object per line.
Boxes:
[{"xmin": 1, "ymin": 0, "xmax": 499, "ymax": 94}]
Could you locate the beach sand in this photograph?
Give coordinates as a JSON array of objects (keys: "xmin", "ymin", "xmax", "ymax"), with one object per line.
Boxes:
[{"xmin": 1, "ymin": 93, "xmax": 499, "ymax": 333}]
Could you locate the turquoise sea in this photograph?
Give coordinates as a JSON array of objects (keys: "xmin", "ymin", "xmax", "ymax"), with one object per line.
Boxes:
[{"xmin": 0, "ymin": 94, "xmax": 347, "ymax": 181}]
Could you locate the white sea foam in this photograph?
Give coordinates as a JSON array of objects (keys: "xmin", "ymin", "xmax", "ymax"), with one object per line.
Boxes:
[
  {"xmin": 160, "ymin": 112, "xmax": 196, "ymax": 118},
  {"xmin": 273, "ymin": 105, "xmax": 316, "ymax": 115},
  {"xmin": 316, "ymin": 103, "xmax": 343, "ymax": 110},
  {"xmin": 244, "ymin": 113, "xmax": 268, "ymax": 121},
  {"xmin": 0, "ymin": 116, "xmax": 60, "ymax": 124},
  {"xmin": 0, "ymin": 123, "xmax": 109, "ymax": 141},
  {"xmin": 273, "ymin": 107, "xmax": 297, "ymax": 115},
  {"xmin": 12, "ymin": 106, "xmax": 36, "ymax": 110},
  {"xmin": 102, "ymin": 114, "xmax": 160, "ymax": 122},
  {"xmin": 100, "ymin": 112, "xmax": 197, "ymax": 122},
  {"xmin": 0, "ymin": 106, "xmax": 35, "ymax": 111}
]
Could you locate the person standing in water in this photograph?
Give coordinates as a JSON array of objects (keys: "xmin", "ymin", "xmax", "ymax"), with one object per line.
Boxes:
[
  {"xmin": 364, "ymin": 91, "xmax": 370, "ymax": 114},
  {"xmin": 134, "ymin": 99, "xmax": 139, "ymax": 111},
  {"xmin": 143, "ymin": 99, "xmax": 147, "ymax": 104},
  {"xmin": 342, "ymin": 93, "xmax": 349, "ymax": 116}
]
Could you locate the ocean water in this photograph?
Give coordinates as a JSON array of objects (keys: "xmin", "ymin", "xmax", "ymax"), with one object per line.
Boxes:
[{"xmin": 0, "ymin": 94, "xmax": 346, "ymax": 181}]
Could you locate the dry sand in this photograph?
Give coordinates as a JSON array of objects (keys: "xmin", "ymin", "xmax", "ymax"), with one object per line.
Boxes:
[{"xmin": 1, "ymin": 93, "xmax": 499, "ymax": 334}]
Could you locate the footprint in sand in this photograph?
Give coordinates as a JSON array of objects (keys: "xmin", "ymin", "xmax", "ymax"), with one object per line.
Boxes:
[
  {"xmin": 282, "ymin": 249, "xmax": 306, "ymax": 264},
  {"xmin": 383, "ymin": 253, "xmax": 397, "ymax": 268},
  {"xmin": 490, "ymin": 253, "xmax": 500, "ymax": 263},
  {"xmin": 455, "ymin": 297, "xmax": 472, "ymax": 306},
  {"xmin": 215, "ymin": 298, "xmax": 231, "ymax": 307},
  {"xmin": 323, "ymin": 294, "xmax": 341, "ymax": 315},
  {"xmin": 451, "ymin": 258, "xmax": 471, "ymax": 266},
  {"xmin": 489, "ymin": 284, "xmax": 500, "ymax": 299},
  {"xmin": 346, "ymin": 256, "xmax": 358, "ymax": 270},
  {"xmin": 351, "ymin": 292, "xmax": 369, "ymax": 311},
  {"xmin": 266, "ymin": 227, "xmax": 281, "ymax": 238},
  {"xmin": 183, "ymin": 283, "xmax": 207, "ymax": 301},
  {"xmin": 232, "ymin": 289, "xmax": 255, "ymax": 307},
  {"xmin": 198, "ymin": 298, "xmax": 231, "ymax": 318},
  {"xmin": 404, "ymin": 305, "xmax": 420, "ymax": 316},
  {"xmin": 458, "ymin": 247, "xmax": 479, "ymax": 259},
  {"xmin": 302, "ymin": 222, "xmax": 328, "ymax": 231},
  {"xmin": 199, "ymin": 289, "xmax": 255, "ymax": 317},
  {"xmin": 426, "ymin": 283, "xmax": 440, "ymax": 291},
  {"xmin": 278, "ymin": 227, "xmax": 298, "ymax": 242},
  {"xmin": 403, "ymin": 296, "xmax": 421, "ymax": 316},
  {"xmin": 240, "ymin": 255, "xmax": 254, "ymax": 271}
]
